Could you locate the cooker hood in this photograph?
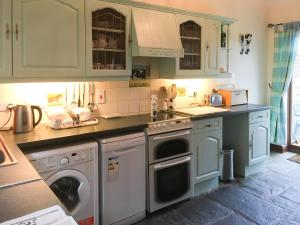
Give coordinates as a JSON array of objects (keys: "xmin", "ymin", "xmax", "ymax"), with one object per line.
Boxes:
[{"xmin": 131, "ymin": 8, "xmax": 184, "ymax": 58}]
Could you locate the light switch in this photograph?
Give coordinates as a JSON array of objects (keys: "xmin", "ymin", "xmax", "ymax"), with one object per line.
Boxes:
[{"xmin": 96, "ymin": 89, "xmax": 106, "ymax": 104}]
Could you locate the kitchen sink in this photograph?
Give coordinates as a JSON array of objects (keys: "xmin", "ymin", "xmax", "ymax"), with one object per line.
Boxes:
[{"xmin": 0, "ymin": 136, "xmax": 17, "ymax": 167}]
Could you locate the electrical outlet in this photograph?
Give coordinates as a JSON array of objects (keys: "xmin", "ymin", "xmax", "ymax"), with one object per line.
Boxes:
[
  {"xmin": 96, "ymin": 89, "xmax": 106, "ymax": 104},
  {"xmin": 0, "ymin": 103, "xmax": 8, "ymax": 112}
]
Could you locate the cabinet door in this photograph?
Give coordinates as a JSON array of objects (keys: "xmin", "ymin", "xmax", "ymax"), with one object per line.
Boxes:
[
  {"xmin": 0, "ymin": 0, "xmax": 12, "ymax": 78},
  {"xmin": 205, "ymin": 20, "xmax": 221, "ymax": 74},
  {"xmin": 193, "ymin": 130, "xmax": 222, "ymax": 183},
  {"xmin": 12, "ymin": 0, "xmax": 85, "ymax": 77},
  {"xmin": 86, "ymin": 1, "xmax": 131, "ymax": 78},
  {"xmin": 249, "ymin": 121, "xmax": 270, "ymax": 165},
  {"xmin": 175, "ymin": 15, "xmax": 205, "ymax": 76}
]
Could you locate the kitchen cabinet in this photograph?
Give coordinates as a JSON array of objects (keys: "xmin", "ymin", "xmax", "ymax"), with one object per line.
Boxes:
[
  {"xmin": 192, "ymin": 117, "xmax": 222, "ymax": 188},
  {"xmin": 85, "ymin": 1, "xmax": 132, "ymax": 78},
  {"xmin": 205, "ymin": 20, "xmax": 221, "ymax": 75},
  {"xmin": 12, "ymin": 0, "xmax": 85, "ymax": 78},
  {"xmin": 0, "ymin": 0, "xmax": 12, "ymax": 78},
  {"xmin": 223, "ymin": 110, "xmax": 270, "ymax": 177},
  {"xmin": 160, "ymin": 16, "xmax": 229, "ymax": 79}
]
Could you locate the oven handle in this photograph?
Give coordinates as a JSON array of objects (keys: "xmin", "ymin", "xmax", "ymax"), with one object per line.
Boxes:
[
  {"xmin": 152, "ymin": 130, "xmax": 190, "ymax": 141},
  {"xmin": 153, "ymin": 156, "xmax": 191, "ymax": 170}
]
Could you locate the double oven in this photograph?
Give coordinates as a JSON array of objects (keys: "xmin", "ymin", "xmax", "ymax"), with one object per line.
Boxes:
[{"xmin": 146, "ymin": 113, "xmax": 193, "ymax": 212}]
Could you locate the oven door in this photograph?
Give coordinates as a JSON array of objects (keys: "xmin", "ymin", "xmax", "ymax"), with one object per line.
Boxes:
[
  {"xmin": 148, "ymin": 155, "xmax": 193, "ymax": 212},
  {"xmin": 148, "ymin": 129, "xmax": 191, "ymax": 164}
]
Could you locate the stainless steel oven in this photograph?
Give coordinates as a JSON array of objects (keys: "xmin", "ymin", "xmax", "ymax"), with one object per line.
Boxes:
[{"xmin": 147, "ymin": 120, "xmax": 193, "ymax": 212}]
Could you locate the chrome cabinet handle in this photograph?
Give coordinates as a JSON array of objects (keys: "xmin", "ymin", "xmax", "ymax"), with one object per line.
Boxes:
[
  {"xmin": 205, "ymin": 124, "xmax": 211, "ymax": 128},
  {"xmin": 153, "ymin": 156, "xmax": 191, "ymax": 170},
  {"xmin": 15, "ymin": 24, "xmax": 19, "ymax": 40},
  {"xmin": 6, "ymin": 23, "xmax": 10, "ymax": 40}
]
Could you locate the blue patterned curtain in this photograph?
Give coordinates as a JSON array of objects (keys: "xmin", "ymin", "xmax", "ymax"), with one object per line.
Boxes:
[{"xmin": 270, "ymin": 22, "xmax": 300, "ymax": 145}]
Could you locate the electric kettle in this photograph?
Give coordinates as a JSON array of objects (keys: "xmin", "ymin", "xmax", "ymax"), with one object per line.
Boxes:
[{"xmin": 13, "ymin": 105, "xmax": 42, "ymax": 133}]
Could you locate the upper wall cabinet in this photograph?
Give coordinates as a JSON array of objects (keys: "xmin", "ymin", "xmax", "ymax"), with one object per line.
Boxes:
[
  {"xmin": 85, "ymin": 1, "xmax": 132, "ymax": 78},
  {"xmin": 12, "ymin": 0, "xmax": 85, "ymax": 78},
  {"xmin": 0, "ymin": 0, "xmax": 12, "ymax": 78},
  {"xmin": 160, "ymin": 16, "xmax": 230, "ymax": 79},
  {"xmin": 205, "ymin": 19, "xmax": 221, "ymax": 75}
]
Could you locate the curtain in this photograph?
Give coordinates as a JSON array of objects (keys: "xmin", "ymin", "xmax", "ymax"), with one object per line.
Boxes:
[{"xmin": 270, "ymin": 22, "xmax": 300, "ymax": 145}]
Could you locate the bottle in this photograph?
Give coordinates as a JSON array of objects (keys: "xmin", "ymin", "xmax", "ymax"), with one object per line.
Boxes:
[{"xmin": 151, "ymin": 95, "xmax": 158, "ymax": 117}]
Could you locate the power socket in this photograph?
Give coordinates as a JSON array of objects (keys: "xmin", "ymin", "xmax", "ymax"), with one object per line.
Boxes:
[
  {"xmin": 0, "ymin": 103, "xmax": 8, "ymax": 112},
  {"xmin": 96, "ymin": 89, "xmax": 106, "ymax": 104}
]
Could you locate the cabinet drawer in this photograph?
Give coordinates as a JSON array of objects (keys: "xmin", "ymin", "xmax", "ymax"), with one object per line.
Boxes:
[
  {"xmin": 249, "ymin": 110, "xmax": 269, "ymax": 124},
  {"xmin": 193, "ymin": 117, "xmax": 222, "ymax": 134}
]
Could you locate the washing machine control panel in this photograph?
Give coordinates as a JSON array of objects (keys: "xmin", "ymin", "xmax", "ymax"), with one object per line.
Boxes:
[{"xmin": 29, "ymin": 148, "xmax": 94, "ymax": 173}]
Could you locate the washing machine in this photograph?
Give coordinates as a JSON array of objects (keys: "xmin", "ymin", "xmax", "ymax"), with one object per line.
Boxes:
[{"xmin": 26, "ymin": 141, "xmax": 98, "ymax": 225}]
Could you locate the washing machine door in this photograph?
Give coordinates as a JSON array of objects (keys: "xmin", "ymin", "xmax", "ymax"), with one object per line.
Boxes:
[{"xmin": 46, "ymin": 170, "xmax": 90, "ymax": 217}]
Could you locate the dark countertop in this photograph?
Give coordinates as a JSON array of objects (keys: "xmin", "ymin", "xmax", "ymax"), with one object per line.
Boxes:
[
  {"xmin": 180, "ymin": 104, "xmax": 271, "ymax": 120},
  {"xmin": 0, "ymin": 180, "xmax": 65, "ymax": 223},
  {"xmin": 0, "ymin": 105, "xmax": 270, "ymax": 222}
]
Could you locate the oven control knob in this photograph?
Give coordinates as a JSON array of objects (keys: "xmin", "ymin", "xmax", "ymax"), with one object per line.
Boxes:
[
  {"xmin": 171, "ymin": 121, "xmax": 175, "ymax": 126},
  {"xmin": 162, "ymin": 123, "xmax": 166, "ymax": 127},
  {"xmin": 157, "ymin": 123, "xmax": 161, "ymax": 128},
  {"xmin": 81, "ymin": 154, "xmax": 87, "ymax": 160},
  {"xmin": 60, "ymin": 157, "xmax": 69, "ymax": 166},
  {"xmin": 153, "ymin": 124, "xmax": 157, "ymax": 128}
]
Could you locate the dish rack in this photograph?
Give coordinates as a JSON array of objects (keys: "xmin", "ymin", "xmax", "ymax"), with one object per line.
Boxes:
[{"xmin": 47, "ymin": 118, "xmax": 99, "ymax": 130}]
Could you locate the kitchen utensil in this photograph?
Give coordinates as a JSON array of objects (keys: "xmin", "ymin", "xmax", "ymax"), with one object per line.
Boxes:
[
  {"xmin": 71, "ymin": 84, "xmax": 77, "ymax": 107},
  {"xmin": 88, "ymin": 83, "xmax": 93, "ymax": 111},
  {"xmin": 91, "ymin": 82, "xmax": 98, "ymax": 112},
  {"xmin": 83, "ymin": 83, "xmax": 86, "ymax": 106},
  {"xmin": 171, "ymin": 84, "xmax": 177, "ymax": 99},
  {"xmin": 13, "ymin": 105, "xmax": 42, "ymax": 133},
  {"xmin": 78, "ymin": 83, "xmax": 81, "ymax": 107},
  {"xmin": 65, "ymin": 85, "xmax": 68, "ymax": 107}
]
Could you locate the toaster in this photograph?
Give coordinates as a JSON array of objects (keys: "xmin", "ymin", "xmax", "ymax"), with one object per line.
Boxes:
[
  {"xmin": 210, "ymin": 93, "xmax": 223, "ymax": 107},
  {"xmin": 218, "ymin": 89, "xmax": 248, "ymax": 106}
]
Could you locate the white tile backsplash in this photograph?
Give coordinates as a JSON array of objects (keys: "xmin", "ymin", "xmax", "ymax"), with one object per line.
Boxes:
[
  {"xmin": 106, "ymin": 89, "xmax": 118, "ymax": 102},
  {"xmin": 129, "ymin": 100, "xmax": 140, "ymax": 114},
  {"xmin": 129, "ymin": 88, "xmax": 140, "ymax": 100},
  {"xmin": 140, "ymin": 99, "xmax": 150, "ymax": 113},
  {"xmin": 139, "ymin": 87, "xmax": 151, "ymax": 99},
  {"xmin": 118, "ymin": 101, "xmax": 129, "ymax": 115},
  {"xmin": 117, "ymin": 88, "xmax": 130, "ymax": 101}
]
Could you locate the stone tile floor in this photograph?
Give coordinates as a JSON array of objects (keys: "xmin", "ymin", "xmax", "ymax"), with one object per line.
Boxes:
[{"xmin": 137, "ymin": 151, "xmax": 300, "ymax": 225}]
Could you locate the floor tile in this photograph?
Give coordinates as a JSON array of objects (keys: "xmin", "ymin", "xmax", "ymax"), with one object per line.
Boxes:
[
  {"xmin": 240, "ymin": 170, "xmax": 294, "ymax": 200},
  {"xmin": 175, "ymin": 197, "xmax": 233, "ymax": 225},
  {"xmin": 212, "ymin": 213, "xmax": 257, "ymax": 225},
  {"xmin": 207, "ymin": 185, "xmax": 288, "ymax": 225}
]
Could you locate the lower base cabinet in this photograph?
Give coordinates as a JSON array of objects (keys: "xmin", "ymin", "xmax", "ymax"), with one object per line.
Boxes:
[
  {"xmin": 223, "ymin": 110, "xmax": 270, "ymax": 177},
  {"xmin": 192, "ymin": 117, "xmax": 223, "ymax": 195}
]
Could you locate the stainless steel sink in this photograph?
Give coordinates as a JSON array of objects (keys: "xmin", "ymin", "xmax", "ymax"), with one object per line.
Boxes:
[{"xmin": 0, "ymin": 136, "xmax": 17, "ymax": 167}]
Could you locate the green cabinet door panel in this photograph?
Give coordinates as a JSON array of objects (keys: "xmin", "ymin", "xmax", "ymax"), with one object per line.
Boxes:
[{"xmin": 12, "ymin": 0, "xmax": 85, "ymax": 77}]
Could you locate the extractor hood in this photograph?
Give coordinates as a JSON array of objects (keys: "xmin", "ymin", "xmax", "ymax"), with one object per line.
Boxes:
[{"xmin": 132, "ymin": 8, "xmax": 184, "ymax": 58}]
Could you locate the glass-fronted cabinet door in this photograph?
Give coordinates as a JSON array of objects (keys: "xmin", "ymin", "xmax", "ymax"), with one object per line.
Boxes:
[
  {"xmin": 175, "ymin": 15, "xmax": 205, "ymax": 76},
  {"xmin": 86, "ymin": 1, "xmax": 131, "ymax": 78}
]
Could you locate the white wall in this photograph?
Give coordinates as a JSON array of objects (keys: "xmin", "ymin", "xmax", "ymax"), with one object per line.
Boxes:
[{"xmin": 136, "ymin": 0, "xmax": 269, "ymax": 104}]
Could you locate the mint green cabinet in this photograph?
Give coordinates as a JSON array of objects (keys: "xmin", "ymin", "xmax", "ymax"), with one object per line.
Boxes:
[
  {"xmin": 192, "ymin": 118, "xmax": 223, "ymax": 184},
  {"xmin": 205, "ymin": 19, "xmax": 221, "ymax": 75},
  {"xmin": 85, "ymin": 0, "xmax": 132, "ymax": 78},
  {"xmin": 0, "ymin": 0, "xmax": 12, "ymax": 78},
  {"xmin": 223, "ymin": 110, "xmax": 270, "ymax": 177},
  {"xmin": 160, "ymin": 16, "xmax": 229, "ymax": 79},
  {"xmin": 249, "ymin": 121, "xmax": 270, "ymax": 165},
  {"xmin": 12, "ymin": 0, "xmax": 85, "ymax": 78}
]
